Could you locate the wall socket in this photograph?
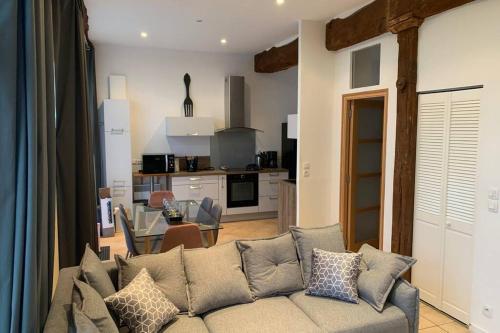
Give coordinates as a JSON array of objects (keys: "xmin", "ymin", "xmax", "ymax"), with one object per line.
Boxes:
[{"xmin": 303, "ymin": 162, "xmax": 311, "ymax": 178}]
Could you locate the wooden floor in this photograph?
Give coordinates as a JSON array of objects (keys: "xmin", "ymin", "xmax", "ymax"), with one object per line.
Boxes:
[
  {"xmin": 100, "ymin": 218, "xmax": 468, "ymax": 332},
  {"xmin": 100, "ymin": 218, "xmax": 278, "ymax": 259}
]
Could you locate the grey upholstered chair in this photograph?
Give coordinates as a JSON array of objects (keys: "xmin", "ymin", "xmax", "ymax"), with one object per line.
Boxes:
[
  {"xmin": 119, "ymin": 211, "xmax": 143, "ymax": 258},
  {"xmin": 195, "ymin": 197, "xmax": 214, "ymax": 224},
  {"xmin": 200, "ymin": 197, "xmax": 213, "ymax": 213},
  {"xmin": 209, "ymin": 204, "xmax": 222, "ymax": 244}
]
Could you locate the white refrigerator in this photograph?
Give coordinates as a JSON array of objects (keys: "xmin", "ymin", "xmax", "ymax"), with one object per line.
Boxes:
[{"xmin": 99, "ymin": 99, "xmax": 133, "ymax": 233}]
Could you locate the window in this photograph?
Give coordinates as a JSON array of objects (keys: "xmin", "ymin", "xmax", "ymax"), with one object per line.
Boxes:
[{"xmin": 351, "ymin": 44, "xmax": 381, "ymax": 89}]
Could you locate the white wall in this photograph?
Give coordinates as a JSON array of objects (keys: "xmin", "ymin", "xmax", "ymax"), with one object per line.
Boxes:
[
  {"xmin": 297, "ymin": 20, "xmax": 336, "ymax": 227},
  {"xmin": 417, "ymin": 2, "xmax": 500, "ymax": 332},
  {"xmin": 330, "ymin": 33, "xmax": 399, "ymax": 251},
  {"xmin": 301, "ymin": 0, "xmax": 499, "ymax": 331},
  {"xmin": 95, "ymin": 44, "xmax": 297, "ymax": 161}
]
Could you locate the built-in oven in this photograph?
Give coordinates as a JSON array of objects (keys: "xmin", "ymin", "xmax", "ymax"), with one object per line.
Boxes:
[{"xmin": 227, "ymin": 173, "xmax": 259, "ymax": 208}]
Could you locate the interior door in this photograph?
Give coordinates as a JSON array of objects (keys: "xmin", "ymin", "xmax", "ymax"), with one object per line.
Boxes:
[
  {"xmin": 347, "ymin": 99, "xmax": 385, "ymax": 251},
  {"xmin": 441, "ymin": 90, "xmax": 479, "ymax": 323},
  {"xmin": 413, "ymin": 89, "xmax": 479, "ymax": 324}
]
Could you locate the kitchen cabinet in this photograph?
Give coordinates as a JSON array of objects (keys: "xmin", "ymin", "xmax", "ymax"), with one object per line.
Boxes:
[
  {"xmin": 259, "ymin": 172, "xmax": 288, "ymax": 212},
  {"xmin": 170, "ymin": 175, "xmax": 222, "ymax": 213},
  {"xmin": 165, "ymin": 117, "xmax": 215, "ymax": 136}
]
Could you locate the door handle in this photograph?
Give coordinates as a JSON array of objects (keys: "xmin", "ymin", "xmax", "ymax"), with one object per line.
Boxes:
[
  {"xmin": 189, "ymin": 177, "xmax": 201, "ymax": 181},
  {"xmin": 190, "ymin": 185, "xmax": 202, "ymax": 190},
  {"xmin": 446, "ymin": 222, "xmax": 452, "ymax": 228}
]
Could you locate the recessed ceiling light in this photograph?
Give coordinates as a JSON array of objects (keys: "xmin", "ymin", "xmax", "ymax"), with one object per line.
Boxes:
[
  {"xmin": 220, "ymin": 38, "xmax": 227, "ymax": 45},
  {"xmin": 276, "ymin": 0, "xmax": 285, "ymax": 5},
  {"xmin": 140, "ymin": 32, "xmax": 148, "ymax": 38}
]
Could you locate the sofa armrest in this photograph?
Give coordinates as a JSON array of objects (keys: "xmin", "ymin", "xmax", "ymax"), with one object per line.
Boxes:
[
  {"xmin": 389, "ymin": 279, "xmax": 419, "ymax": 333},
  {"xmin": 43, "ymin": 267, "xmax": 80, "ymax": 332}
]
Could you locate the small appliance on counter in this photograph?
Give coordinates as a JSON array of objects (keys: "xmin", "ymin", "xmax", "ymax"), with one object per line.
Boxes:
[
  {"xmin": 142, "ymin": 154, "xmax": 166, "ymax": 174},
  {"xmin": 167, "ymin": 154, "xmax": 175, "ymax": 173},
  {"xmin": 186, "ymin": 156, "xmax": 199, "ymax": 172},
  {"xmin": 264, "ymin": 151, "xmax": 278, "ymax": 168}
]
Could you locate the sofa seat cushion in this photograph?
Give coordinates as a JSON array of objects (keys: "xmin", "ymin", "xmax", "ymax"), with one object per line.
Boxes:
[
  {"xmin": 289, "ymin": 291, "xmax": 408, "ymax": 333},
  {"xmin": 118, "ymin": 315, "xmax": 209, "ymax": 333},
  {"xmin": 203, "ymin": 296, "xmax": 323, "ymax": 333},
  {"xmin": 160, "ymin": 315, "xmax": 209, "ymax": 333}
]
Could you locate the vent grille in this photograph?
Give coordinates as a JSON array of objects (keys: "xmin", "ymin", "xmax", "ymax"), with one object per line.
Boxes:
[
  {"xmin": 446, "ymin": 99, "xmax": 480, "ymax": 224},
  {"xmin": 415, "ymin": 102, "xmax": 446, "ymax": 215}
]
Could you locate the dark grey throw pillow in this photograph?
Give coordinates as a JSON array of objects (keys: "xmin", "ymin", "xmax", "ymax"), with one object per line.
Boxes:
[
  {"xmin": 115, "ymin": 245, "xmax": 188, "ymax": 312},
  {"xmin": 290, "ymin": 224, "xmax": 345, "ymax": 286},
  {"xmin": 237, "ymin": 233, "xmax": 303, "ymax": 298},
  {"xmin": 357, "ymin": 244, "xmax": 417, "ymax": 312},
  {"xmin": 72, "ymin": 278, "xmax": 118, "ymax": 333},
  {"xmin": 79, "ymin": 244, "xmax": 116, "ymax": 298},
  {"xmin": 306, "ymin": 248, "xmax": 362, "ymax": 303}
]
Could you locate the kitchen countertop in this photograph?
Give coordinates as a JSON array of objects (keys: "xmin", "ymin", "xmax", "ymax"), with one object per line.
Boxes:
[{"xmin": 133, "ymin": 168, "xmax": 288, "ymax": 178}]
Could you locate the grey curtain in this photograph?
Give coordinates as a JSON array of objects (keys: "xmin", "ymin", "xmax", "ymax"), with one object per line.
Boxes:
[
  {"xmin": 0, "ymin": 0, "xmax": 56, "ymax": 331},
  {"xmin": 53, "ymin": 0, "xmax": 99, "ymax": 268}
]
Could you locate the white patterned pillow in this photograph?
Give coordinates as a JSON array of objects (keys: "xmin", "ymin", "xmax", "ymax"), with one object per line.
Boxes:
[
  {"xmin": 306, "ymin": 248, "xmax": 362, "ymax": 303},
  {"xmin": 104, "ymin": 268, "xmax": 179, "ymax": 333}
]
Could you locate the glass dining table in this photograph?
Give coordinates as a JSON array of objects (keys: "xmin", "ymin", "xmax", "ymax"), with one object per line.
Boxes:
[{"xmin": 132, "ymin": 200, "xmax": 223, "ymax": 253}]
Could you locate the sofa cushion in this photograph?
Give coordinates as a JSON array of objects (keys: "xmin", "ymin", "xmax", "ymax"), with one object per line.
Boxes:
[
  {"xmin": 236, "ymin": 233, "xmax": 303, "ymax": 298},
  {"xmin": 306, "ymin": 249, "xmax": 362, "ymax": 303},
  {"xmin": 72, "ymin": 278, "xmax": 118, "ymax": 333},
  {"xmin": 290, "ymin": 224, "xmax": 345, "ymax": 286},
  {"xmin": 357, "ymin": 244, "xmax": 416, "ymax": 312},
  {"xmin": 160, "ymin": 315, "xmax": 209, "ymax": 333},
  {"xmin": 183, "ymin": 241, "xmax": 253, "ymax": 315},
  {"xmin": 203, "ymin": 296, "xmax": 323, "ymax": 333},
  {"xmin": 80, "ymin": 244, "xmax": 117, "ymax": 298},
  {"xmin": 105, "ymin": 268, "xmax": 179, "ymax": 333},
  {"xmin": 289, "ymin": 291, "xmax": 409, "ymax": 333},
  {"xmin": 115, "ymin": 245, "xmax": 188, "ymax": 312}
]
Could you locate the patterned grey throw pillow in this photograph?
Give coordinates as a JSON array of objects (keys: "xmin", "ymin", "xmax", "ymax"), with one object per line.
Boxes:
[
  {"xmin": 105, "ymin": 268, "xmax": 179, "ymax": 333},
  {"xmin": 306, "ymin": 248, "xmax": 362, "ymax": 303}
]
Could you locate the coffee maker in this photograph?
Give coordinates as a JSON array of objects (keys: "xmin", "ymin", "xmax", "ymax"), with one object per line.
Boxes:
[{"xmin": 264, "ymin": 151, "xmax": 278, "ymax": 168}]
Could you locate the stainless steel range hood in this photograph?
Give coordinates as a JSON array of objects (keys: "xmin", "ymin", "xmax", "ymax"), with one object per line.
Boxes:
[{"xmin": 217, "ymin": 76, "xmax": 262, "ymax": 133}]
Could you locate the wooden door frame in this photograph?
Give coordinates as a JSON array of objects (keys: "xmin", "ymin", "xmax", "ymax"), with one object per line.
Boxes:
[{"xmin": 340, "ymin": 89, "xmax": 388, "ymax": 251}]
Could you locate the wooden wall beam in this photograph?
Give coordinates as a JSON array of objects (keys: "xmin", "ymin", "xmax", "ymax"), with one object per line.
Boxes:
[
  {"xmin": 254, "ymin": 38, "xmax": 298, "ymax": 73},
  {"xmin": 325, "ymin": 0, "xmax": 388, "ymax": 51},
  {"xmin": 391, "ymin": 27, "xmax": 420, "ymax": 257}
]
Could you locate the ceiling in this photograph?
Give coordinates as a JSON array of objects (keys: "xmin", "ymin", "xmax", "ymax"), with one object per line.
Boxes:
[{"xmin": 85, "ymin": 0, "xmax": 368, "ymax": 54}]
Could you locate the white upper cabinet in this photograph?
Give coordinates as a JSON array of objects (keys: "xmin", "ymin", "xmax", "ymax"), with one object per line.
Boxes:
[
  {"xmin": 165, "ymin": 117, "xmax": 215, "ymax": 136},
  {"xmin": 102, "ymin": 100, "xmax": 131, "ymax": 133}
]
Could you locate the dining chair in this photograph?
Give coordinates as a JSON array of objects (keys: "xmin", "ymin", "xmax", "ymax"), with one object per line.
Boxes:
[
  {"xmin": 200, "ymin": 197, "xmax": 213, "ymax": 212},
  {"xmin": 119, "ymin": 211, "xmax": 142, "ymax": 258},
  {"xmin": 160, "ymin": 224, "xmax": 203, "ymax": 253},
  {"xmin": 118, "ymin": 204, "xmax": 135, "ymax": 230},
  {"xmin": 148, "ymin": 191, "xmax": 175, "ymax": 209},
  {"xmin": 209, "ymin": 204, "xmax": 222, "ymax": 244},
  {"xmin": 195, "ymin": 197, "xmax": 214, "ymax": 224}
]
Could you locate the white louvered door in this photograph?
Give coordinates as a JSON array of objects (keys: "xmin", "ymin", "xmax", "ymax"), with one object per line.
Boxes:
[{"xmin": 413, "ymin": 89, "xmax": 480, "ymax": 324}]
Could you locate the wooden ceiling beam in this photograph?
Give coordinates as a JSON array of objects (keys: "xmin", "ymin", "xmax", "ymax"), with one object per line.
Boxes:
[
  {"xmin": 326, "ymin": 0, "xmax": 474, "ymax": 51},
  {"xmin": 254, "ymin": 38, "xmax": 298, "ymax": 73},
  {"xmin": 326, "ymin": 0, "xmax": 388, "ymax": 51}
]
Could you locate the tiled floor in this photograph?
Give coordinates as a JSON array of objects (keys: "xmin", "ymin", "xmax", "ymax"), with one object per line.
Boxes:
[
  {"xmin": 100, "ymin": 218, "xmax": 469, "ymax": 332},
  {"xmin": 419, "ymin": 302, "xmax": 469, "ymax": 332}
]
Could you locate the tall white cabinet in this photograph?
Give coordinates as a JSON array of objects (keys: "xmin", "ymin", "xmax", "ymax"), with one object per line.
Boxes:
[
  {"xmin": 412, "ymin": 89, "xmax": 481, "ymax": 323},
  {"xmin": 100, "ymin": 99, "xmax": 133, "ymax": 230}
]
